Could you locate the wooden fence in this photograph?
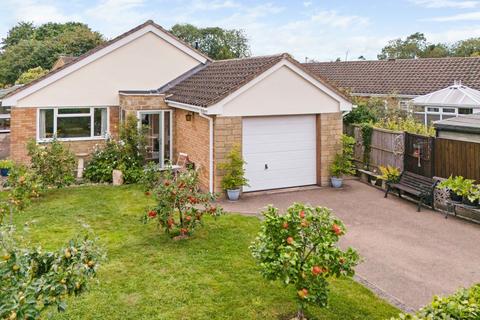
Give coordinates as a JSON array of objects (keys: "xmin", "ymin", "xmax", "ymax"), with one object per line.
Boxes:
[
  {"xmin": 353, "ymin": 126, "xmax": 404, "ymax": 171},
  {"xmin": 435, "ymin": 138, "xmax": 480, "ymax": 182},
  {"xmin": 404, "ymin": 133, "xmax": 435, "ymax": 178}
]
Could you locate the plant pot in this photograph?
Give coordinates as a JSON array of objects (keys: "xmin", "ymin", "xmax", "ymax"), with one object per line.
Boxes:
[
  {"xmin": 370, "ymin": 178, "xmax": 377, "ymax": 186},
  {"xmin": 331, "ymin": 176, "xmax": 343, "ymax": 188},
  {"xmin": 226, "ymin": 188, "xmax": 241, "ymax": 201},
  {"xmin": 449, "ymin": 190, "xmax": 462, "ymax": 202},
  {"xmin": 462, "ymin": 196, "xmax": 479, "ymax": 207},
  {"xmin": 0, "ymin": 168, "xmax": 9, "ymax": 177}
]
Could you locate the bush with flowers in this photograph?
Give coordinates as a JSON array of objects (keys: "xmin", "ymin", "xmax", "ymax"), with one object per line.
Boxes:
[
  {"xmin": 250, "ymin": 203, "xmax": 360, "ymax": 320},
  {"xmin": 142, "ymin": 169, "xmax": 223, "ymax": 239}
]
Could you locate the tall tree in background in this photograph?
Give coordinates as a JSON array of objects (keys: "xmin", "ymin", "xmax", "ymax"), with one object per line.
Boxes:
[
  {"xmin": 378, "ymin": 32, "xmax": 480, "ymax": 60},
  {"xmin": 0, "ymin": 22, "xmax": 104, "ymax": 85},
  {"xmin": 170, "ymin": 24, "xmax": 250, "ymax": 60}
]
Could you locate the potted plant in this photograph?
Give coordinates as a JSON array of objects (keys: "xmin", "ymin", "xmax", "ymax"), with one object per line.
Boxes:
[
  {"xmin": 0, "ymin": 160, "xmax": 13, "ymax": 177},
  {"xmin": 330, "ymin": 135, "xmax": 355, "ymax": 188},
  {"xmin": 219, "ymin": 145, "xmax": 249, "ymax": 201},
  {"xmin": 438, "ymin": 176, "xmax": 471, "ymax": 202},
  {"xmin": 379, "ymin": 165, "xmax": 401, "ymax": 184}
]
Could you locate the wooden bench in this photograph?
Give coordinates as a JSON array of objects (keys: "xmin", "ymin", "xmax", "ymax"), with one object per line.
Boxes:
[{"xmin": 384, "ymin": 171, "xmax": 438, "ymax": 212}]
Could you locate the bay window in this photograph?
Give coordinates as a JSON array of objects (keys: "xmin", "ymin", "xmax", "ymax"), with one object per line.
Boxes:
[{"xmin": 38, "ymin": 107, "xmax": 108, "ymax": 141}]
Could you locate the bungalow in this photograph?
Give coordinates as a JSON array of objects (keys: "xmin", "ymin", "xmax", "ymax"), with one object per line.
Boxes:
[
  {"xmin": 2, "ymin": 20, "xmax": 352, "ymax": 193},
  {"xmin": 303, "ymin": 57, "xmax": 480, "ymax": 124}
]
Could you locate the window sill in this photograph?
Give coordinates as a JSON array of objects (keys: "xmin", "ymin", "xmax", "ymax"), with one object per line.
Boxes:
[{"xmin": 37, "ymin": 137, "xmax": 107, "ymax": 143}]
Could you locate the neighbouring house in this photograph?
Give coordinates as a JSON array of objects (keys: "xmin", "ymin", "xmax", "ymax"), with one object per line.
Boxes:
[
  {"xmin": 0, "ymin": 85, "xmax": 23, "ymax": 159},
  {"xmin": 303, "ymin": 57, "xmax": 480, "ymax": 125},
  {"xmin": 1, "ymin": 20, "xmax": 352, "ymax": 193}
]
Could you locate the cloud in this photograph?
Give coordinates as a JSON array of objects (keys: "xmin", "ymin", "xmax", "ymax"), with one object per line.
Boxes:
[
  {"xmin": 6, "ymin": 0, "xmax": 81, "ymax": 25},
  {"xmin": 410, "ymin": 0, "xmax": 479, "ymax": 8},
  {"xmin": 310, "ymin": 10, "xmax": 369, "ymax": 29},
  {"xmin": 426, "ymin": 11, "xmax": 480, "ymax": 21},
  {"xmin": 427, "ymin": 25, "xmax": 480, "ymax": 42}
]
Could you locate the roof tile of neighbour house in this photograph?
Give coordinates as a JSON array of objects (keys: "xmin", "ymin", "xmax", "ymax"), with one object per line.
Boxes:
[
  {"xmin": 164, "ymin": 53, "xmax": 351, "ymax": 107},
  {"xmin": 3, "ymin": 20, "xmax": 211, "ymax": 100},
  {"xmin": 303, "ymin": 57, "xmax": 480, "ymax": 97}
]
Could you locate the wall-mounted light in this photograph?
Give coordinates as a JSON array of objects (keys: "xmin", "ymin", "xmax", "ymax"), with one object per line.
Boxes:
[{"xmin": 185, "ymin": 112, "xmax": 194, "ymax": 121}]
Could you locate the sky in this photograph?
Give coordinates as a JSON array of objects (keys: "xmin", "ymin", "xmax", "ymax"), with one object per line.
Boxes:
[{"xmin": 1, "ymin": 0, "xmax": 480, "ymax": 61}]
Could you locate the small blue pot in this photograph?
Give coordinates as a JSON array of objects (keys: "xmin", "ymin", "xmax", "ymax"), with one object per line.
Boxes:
[
  {"xmin": 331, "ymin": 177, "xmax": 343, "ymax": 188},
  {"xmin": 0, "ymin": 168, "xmax": 9, "ymax": 177},
  {"xmin": 227, "ymin": 189, "xmax": 241, "ymax": 201}
]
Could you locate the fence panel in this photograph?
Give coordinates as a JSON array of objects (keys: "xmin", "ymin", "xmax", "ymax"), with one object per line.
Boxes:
[
  {"xmin": 434, "ymin": 138, "xmax": 480, "ymax": 182},
  {"xmin": 353, "ymin": 126, "xmax": 404, "ymax": 171},
  {"xmin": 404, "ymin": 133, "xmax": 435, "ymax": 177}
]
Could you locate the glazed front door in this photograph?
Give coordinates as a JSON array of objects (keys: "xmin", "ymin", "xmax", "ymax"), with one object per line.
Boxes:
[{"xmin": 139, "ymin": 110, "xmax": 172, "ymax": 166}]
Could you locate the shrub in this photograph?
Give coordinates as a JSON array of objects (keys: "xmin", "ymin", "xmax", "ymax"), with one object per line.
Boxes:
[
  {"xmin": 344, "ymin": 104, "xmax": 379, "ymax": 125},
  {"xmin": 142, "ymin": 169, "xmax": 223, "ymax": 238},
  {"xmin": 0, "ymin": 226, "xmax": 104, "ymax": 319},
  {"xmin": 27, "ymin": 138, "xmax": 76, "ymax": 188},
  {"xmin": 139, "ymin": 161, "xmax": 163, "ymax": 192},
  {"xmin": 379, "ymin": 165, "xmax": 401, "ymax": 183},
  {"xmin": 390, "ymin": 283, "xmax": 480, "ymax": 320},
  {"xmin": 5, "ymin": 164, "xmax": 43, "ymax": 212},
  {"xmin": 219, "ymin": 145, "xmax": 249, "ymax": 190},
  {"xmin": 84, "ymin": 114, "xmax": 147, "ymax": 184},
  {"xmin": 250, "ymin": 203, "xmax": 360, "ymax": 319},
  {"xmin": 375, "ymin": 117, "xmax": 435, "ymax": 136},
  {"xmin": 330, "ymin": 135, "xmax": 356, "ymax": 178}
]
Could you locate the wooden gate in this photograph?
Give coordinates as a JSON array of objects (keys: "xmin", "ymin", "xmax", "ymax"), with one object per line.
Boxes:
[
  {"xmin": 434, "ymin": 138, "xmax": 480, "ymax": 182},
  {"xmin": 404, "ymin": 133, "xmax": 435, "ymax": 177}
]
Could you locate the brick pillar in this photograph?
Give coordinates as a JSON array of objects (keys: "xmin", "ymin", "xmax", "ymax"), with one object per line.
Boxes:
[{"xmin": 317, "ymin": 112, "xmax": 343, "ymax": 186}]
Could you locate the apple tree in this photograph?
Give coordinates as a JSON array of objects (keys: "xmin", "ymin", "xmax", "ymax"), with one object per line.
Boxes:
[
  {"xmin": 0, "ymin": 226, "xmax": 104, "ymax": 319},
  {"xmin": 142, "ymin": 169, "xmax": 223, "ymax": 238},
  {"xmin": 250, "ymin": 203, "xmax": 360, "ymax": 319}
]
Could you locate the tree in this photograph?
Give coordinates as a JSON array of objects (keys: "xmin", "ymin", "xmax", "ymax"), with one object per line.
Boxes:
[
  {"xmin": 15, "ymin": 66, "xmax": 49, "ymax": 84},
  {"xmin": 170, "ymin": 24, "xmax": 250, "ymax": 60},
  {"xmin": 378, "ymin": 32, "xmax": 430, "ymax": 60},
  {"xmin": 452, "ymin": 38, "xmax": 480, "ymax": 57},
  {"xmin": 250, "ymin": 203, "xmax": 360, "ymax": 319},
  {"xmin": 0, "ymin": 22, "xmax": 104, "ymax": 85}
]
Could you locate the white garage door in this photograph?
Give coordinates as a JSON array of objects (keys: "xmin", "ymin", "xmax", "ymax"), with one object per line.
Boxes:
[{"xmin": 242, "ymin": 115, "xmax": 317, "ymax": 192}]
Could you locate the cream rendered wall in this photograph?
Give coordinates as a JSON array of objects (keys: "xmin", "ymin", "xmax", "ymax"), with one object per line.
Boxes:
[
  {"xmin": 18, "ymin": 32, "xmax": 201, "ymax": 107},
  {"xmin": 219, "ymin": 65, "xmax": 340, "ymax": 117}
]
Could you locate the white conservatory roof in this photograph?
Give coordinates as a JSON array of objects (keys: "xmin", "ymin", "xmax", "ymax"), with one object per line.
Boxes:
[{"xmin": 412, "ymin": 82, "xmax": 480, "ymax": 108}]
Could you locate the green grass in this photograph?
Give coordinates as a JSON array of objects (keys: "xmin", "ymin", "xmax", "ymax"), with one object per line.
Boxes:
[{"xmin": 8, "ymin": 185, "xmax": 400, "ymax": 320}]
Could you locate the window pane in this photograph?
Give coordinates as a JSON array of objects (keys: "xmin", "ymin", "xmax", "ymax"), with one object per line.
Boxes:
[
  {"xmin": 58, "ymin": 108, "xmax": 90, "ymax": 114},
  {"xmin": 427, "ymin": 107, "xmax": 440, "ymax": 112},
  {"xmin": 0, "ymin": 118, "xmax": 10, "ymax": 131},
  {"xmin": 94, "ymin": 108, "xmax": 107, "ymax": 136},
  {"xmin": 57, "ymin": 117, "xmax": 91, "ymax": 138},
  {"xmin": 459, "ymin": 108, "xmax": 473, "ymax": 114},
  {"xmin": 0, "ymin": 106, "xmax": 10, "ymax": 114},
  {"xmin": 442, "ymin": 108, "xmax": 456, "ymax": 113},
  {"xmin": 164, "ymin": 111, "xmax": 171, "ymax": 164},
  {"xmin": 426, "ymin": 114, "xmax": 441, "ymax": 125},
  {"xmin": 39, "ymin": 109, "xmax": 54, "ymax": 139}
]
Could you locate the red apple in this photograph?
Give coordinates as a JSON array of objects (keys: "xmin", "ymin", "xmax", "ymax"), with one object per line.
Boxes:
[
  {"xmin": 332, "ymin": 224, "xmax": 342, "ymax": 236},
  {"xmin": 287, "ymin": 237, "xmax": 294, "ymax": 245},
  {"xmin": 283, "ymin": 222, "xmax": 289, "ymax": 229},
  {"xmin": 311, "ymin": 265, "xmax": 323, "ymax": 276},
  {"xmin": 299, "ymin": 210, "xmax": 305, "ymax": 218}
]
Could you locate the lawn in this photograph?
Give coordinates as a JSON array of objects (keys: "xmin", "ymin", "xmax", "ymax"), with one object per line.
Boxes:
[{"xmin": 8, "ymin": 185, "xmax": 400, "ymax": 320}]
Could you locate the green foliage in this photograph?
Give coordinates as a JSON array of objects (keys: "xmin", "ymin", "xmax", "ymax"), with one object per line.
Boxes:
[
  {"xmin": 170, "ymin": 23, "xmax": 250, "ymax": 60},
  {"xmin": 142, "ymin": 170, "xmax": 224, "ymax": 238},
  {"xmin": 4, "ymin": 164, "xmax": 43, "ymax": 213},
  {"xmin": 343, "ymin": 104, "xmax": 379, "ymax": 125},
  {"xmin": 374, "ymin": 117, "xmax": 435, "ymax": 136},
  {"xmin": 15, "ymin": 66, "xmax": 49, "ymax": 84},
  {"xmin": 438, "ymin": 176, "xmax": 480, "ymax": 203},
  {"xmin": 85, "ymin": 114, "xmax": 147, "ymax": 184},
  {"xmin": 139, "ymin": 162, "xmax": 163, "ymax": 192},
  {"xmin": 0, "ymin": 226, "xmax": 104, "ymax": 320},
  {"xmin": 219, "ymin": 145, "xmax": 249, "ymax": 190},
  {"xmin": 27, "ymin": 138, "xmax": 76, "ymax": 188},
  {"xmin": 0, "ymin": 159, "xmax": 13, "ymax": 169},
  {"xmin": 0, "ymin": 22, "xmax": 104, "ymax": 85},
  {"xmin": 390, "ymin": 284, "xmax": 480, "ymax": 320},
  {"xmin": 360, "ymin": 123, "xmax": 373, "ymax": 169},
  {"xmin": 250, "ymin": 203, "xmax": 360, "ymax": 318},
  {"xmin": 379, "ymin": 166, "xmax": 401, "ymax": 183},
  {"xmin": 330, "ymin": 135, "xmax": 356, "ymax": 177}
]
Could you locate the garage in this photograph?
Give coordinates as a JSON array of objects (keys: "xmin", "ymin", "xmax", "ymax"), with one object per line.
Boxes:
[{"xmin": 242, "ymin": 115, "xmax": 317, "ymax": 192}]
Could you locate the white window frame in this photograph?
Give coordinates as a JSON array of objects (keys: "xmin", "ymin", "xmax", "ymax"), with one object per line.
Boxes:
[
  {"xmin": 0, "ymin": 114, "xmax": 10, "ymax": 133},
  {"xmin": 415, "ymin": 106, "xmax": 461, "ymax": 125},
  {"xmin": 136, "ymin": 110, "xmax": 173, "ymax": 168},
  {"xmin": 37, "ymin": 107, "xmax": 110, "ymax": 142}
]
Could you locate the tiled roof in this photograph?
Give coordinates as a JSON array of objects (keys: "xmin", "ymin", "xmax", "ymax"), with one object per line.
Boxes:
[
  {"xmin": 303, "ymin": 57, "xmax": 480, "ymax": 97},
  {"xmin": 3, "ymin": 20, "xmax": 211, "ymax": 100},
  {"xmin": 164, "ymin": 54, "xmax": 286, "ymax": 107},
  {"xmin": 165, "ymin": 53, "xmax": 351, "ymax": 107}
]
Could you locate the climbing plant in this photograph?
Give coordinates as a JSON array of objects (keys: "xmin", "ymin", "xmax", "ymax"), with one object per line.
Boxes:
[{"xmin": 360, "ymin": 123, "xmax": 373, "ymax": 169}]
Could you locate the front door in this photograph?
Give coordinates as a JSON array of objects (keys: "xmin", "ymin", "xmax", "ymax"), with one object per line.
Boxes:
[{"xmin": 138, "ymin": 110, "xmax": 172, "ymax": 166}]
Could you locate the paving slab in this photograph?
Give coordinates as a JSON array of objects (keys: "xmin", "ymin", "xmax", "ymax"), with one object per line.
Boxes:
[{"xmin": 218, "ymin": 179, "xmax": 480, "ymax": 311}]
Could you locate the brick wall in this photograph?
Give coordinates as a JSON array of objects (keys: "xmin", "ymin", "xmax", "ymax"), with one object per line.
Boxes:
[
  {"xmin": 317, "ymin": 112, "xmax": 343, "ymax": 186},
  {"xmin": 213, "ymin": 116, "xmax": 242, "ymax": 193},
  {"xmin": 119, "ymin": 94, "xmax": 169, "ymax": 120},
  {"xmin": 174, "ymin": 109, "xmax": 210, "ymax": 190},
  {"xmin": 10, "ymin": 106, "xmax": 119, "ymax": 164}
]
